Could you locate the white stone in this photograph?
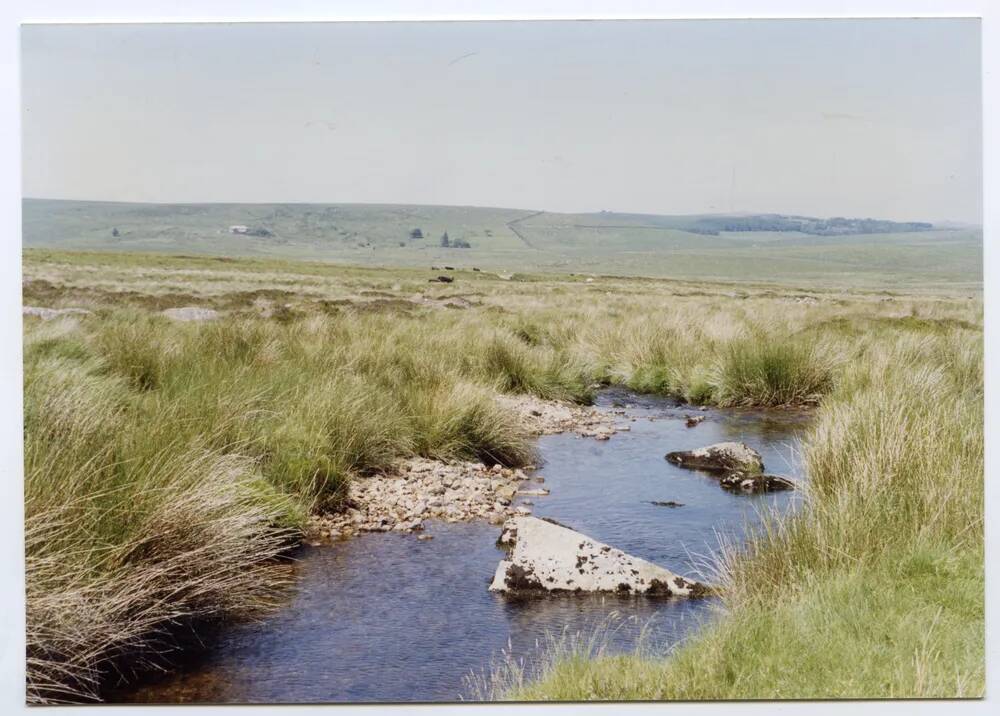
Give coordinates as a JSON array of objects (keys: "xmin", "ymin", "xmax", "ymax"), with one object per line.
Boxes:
[{"xmin": 489, "ymin": 516, "xmax": 705, "ymax": 596}]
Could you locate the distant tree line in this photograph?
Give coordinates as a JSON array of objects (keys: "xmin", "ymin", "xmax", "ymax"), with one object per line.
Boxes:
[
  {"xmin": 686, "ymin": 214, "xmax": 934, "ymax": 237},
  {"xmin": 440, "ymin": 231, "xmax": 470, "ymax": 248}
]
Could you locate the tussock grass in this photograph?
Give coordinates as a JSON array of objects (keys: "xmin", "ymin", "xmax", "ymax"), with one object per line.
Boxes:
[
  {"xmin": 22, "ymin": 251, "xmax": 983, "ymax": 702},
  {"xmin": 24, "ymin": 357, "xmax": 297, "ymax": 702},
  {"xmin": 711, "ymin": 337, "xmax": 836, "ymax": 407}
]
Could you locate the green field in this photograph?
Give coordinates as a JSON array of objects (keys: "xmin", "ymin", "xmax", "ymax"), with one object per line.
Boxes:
[{"xmin": 23, "ymin": 199, "xmax": 982, "ymax": 289}]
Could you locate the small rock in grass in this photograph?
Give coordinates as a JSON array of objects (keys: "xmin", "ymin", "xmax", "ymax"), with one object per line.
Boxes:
[
  {"xmin": 162, "ymin": 306, "xmax": 220, "ymax": 322},
  {"xmin": 23, "ymin": 306, "xmax": 93, "ymax": 320}
]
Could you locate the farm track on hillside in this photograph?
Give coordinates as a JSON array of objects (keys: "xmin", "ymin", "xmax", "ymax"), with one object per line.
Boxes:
[{"xmin": 506, "ymin": 211, "xmax": 545, "ymax": 250}]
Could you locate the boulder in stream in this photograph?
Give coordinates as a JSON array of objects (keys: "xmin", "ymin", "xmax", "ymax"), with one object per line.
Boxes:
[
  {"xmin": 489, "ymin": 516, "xmax": 706, "ymax": 597},
  {"xmin": 665, "ymin": 441, "xmax": 764, "ymax": 474}
]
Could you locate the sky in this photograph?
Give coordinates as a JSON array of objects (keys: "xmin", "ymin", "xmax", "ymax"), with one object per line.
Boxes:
[{"xmin": 21, "ymin": 19, "xmax": 982, "ymax": 223}]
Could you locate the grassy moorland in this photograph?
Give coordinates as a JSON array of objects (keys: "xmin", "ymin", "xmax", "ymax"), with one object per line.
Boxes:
[
  {"xmin": 21, "ymin": 249, "xmax": 983, "ymax": 702},
  {"xmin": 23, "ymin": 199, "xmax": 983, "ymax": 289}
]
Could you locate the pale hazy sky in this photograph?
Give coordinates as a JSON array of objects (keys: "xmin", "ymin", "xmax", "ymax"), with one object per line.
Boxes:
[{"xmin": 21, "ymin": 19, "xmax": 981, "ymax": 223}]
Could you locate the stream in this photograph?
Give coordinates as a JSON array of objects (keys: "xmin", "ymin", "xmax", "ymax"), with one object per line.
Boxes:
[{"xmin": 112, "ymin": 389, "xmax": 810, "ymax": 703}]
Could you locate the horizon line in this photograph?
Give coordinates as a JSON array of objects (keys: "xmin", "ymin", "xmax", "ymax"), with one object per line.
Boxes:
[{"xmin": 20, "ymin": 196, "xmax": 979, "ymax": 227}]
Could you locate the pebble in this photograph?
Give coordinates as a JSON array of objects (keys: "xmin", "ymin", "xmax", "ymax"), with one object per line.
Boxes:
[
  {"xmin": 494, "ymin": 394, "xmax": 619, "ymax": 439},
  {"xmin": 307, "ymin": 456, "xmax": 537, "ymax": 538}
]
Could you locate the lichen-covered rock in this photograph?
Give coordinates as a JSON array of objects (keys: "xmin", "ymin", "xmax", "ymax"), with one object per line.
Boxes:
[
  {"xmin": 719, "ymin": 473, "xmax": 796, "ymax": 493},
  {"xmin": 665, "ymin": 441, "xmax": 764, "ymax": 474},
  {"xmin": 489, "ymin": 516, "xmax": 706, "ymax": 597}
]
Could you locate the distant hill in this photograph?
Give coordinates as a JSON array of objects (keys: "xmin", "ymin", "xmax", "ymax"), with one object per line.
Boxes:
[{"xmin": 21, "ymin": 198, "xmax": 982, "ymax": 288}]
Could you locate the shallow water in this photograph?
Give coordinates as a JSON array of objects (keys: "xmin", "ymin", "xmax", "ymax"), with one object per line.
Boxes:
[{"xmin": 113, "ymin": 389, "xmax": 809, "ymax": 704}]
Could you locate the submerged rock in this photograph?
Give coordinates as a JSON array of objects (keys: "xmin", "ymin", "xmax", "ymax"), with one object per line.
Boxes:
[
  {"xmin": 162, "ymin": 306, "xmax": 220, "ymax": 322},
  {"xmin": 517, "ymin": 488, "xmax": 550, "ymax": 496},
  {"xmin": 665, "ymin": 441, "xmax": 764, "ymax": 474},
  {"xmin": 684, "ymin": 415, "xmax": 705, "ymax": 428},
  {"xmin": 719, "ymin": 473, "xmax": 796, "ymax": 493},
  {"xmin": 489, "ymin": 516, "xmax": 706, "ymax": 597}
]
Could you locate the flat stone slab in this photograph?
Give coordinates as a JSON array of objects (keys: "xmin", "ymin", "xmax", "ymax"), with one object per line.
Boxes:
[
  {"xmin": 489, "ymin": 516, "xmax": 706, "ymax": 597},
  {"xmin": 665, "ymin": 441, "xmax": 764, "ymax": 474},
  {"xmin": 161, "ymin": 306, "xmax": 220, "ymax": 322},
  {"xmin": 23, "ymin": 306, "xmax": 92, "ymax": 320}
]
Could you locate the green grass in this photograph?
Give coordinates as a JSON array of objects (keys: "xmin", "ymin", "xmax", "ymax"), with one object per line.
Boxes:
[
  {"xmin": 499, "ymin": 549, "xmax": 982, "ymax": 700},
  {"xmin": 21, "ymin": 249, "xmax": 983, "ymax": 702}
]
